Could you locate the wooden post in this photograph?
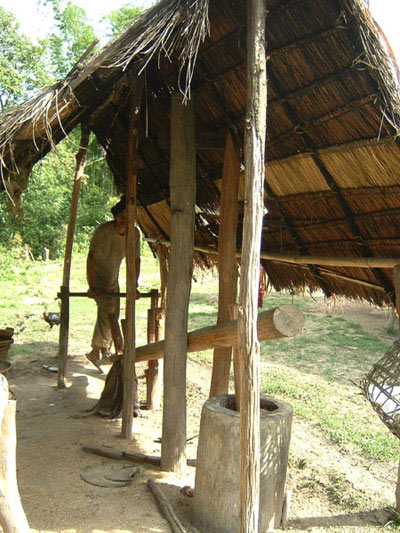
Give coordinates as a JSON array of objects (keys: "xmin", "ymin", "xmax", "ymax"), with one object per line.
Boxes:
[
  {"xmin": 0, "ymin": 376, "xmax": 30, "ymax": 533},
  {"xmin": 147, "ymin": 290, "xmax": 161, "ymax": 410},
  {"xmin": 156, "ymin": 243, "xmax": 169, "ymax": 311},
  {"xmin": 161, "ymin": 92, "xmax": 196, "ymax": 472},
  {"xmin": 230, "ymin": 304, "xmax": 241, "ymax": 411},
  {"xmin": 209, "ymin": 131, "xmax": 240, "ymax": 397},
  {"xmin": 57, "ymin": 123, "xmax": 90, "ymax": 389},
  {"xmin": 121, "ymin": 79, "xmax": 141, "ymax": 439},
  {"xmin": 238, "ymin": 0, "xmax": 266, "ymax": 531}
]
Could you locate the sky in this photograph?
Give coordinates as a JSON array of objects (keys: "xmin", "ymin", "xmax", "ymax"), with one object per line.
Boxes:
[
  {"xmin": 1, "ymin": 0, "xmax": 400, "ymax": 64},
  {"xmin": 0, "ymin": 0, "xmax": 155, "ymax": 44}
]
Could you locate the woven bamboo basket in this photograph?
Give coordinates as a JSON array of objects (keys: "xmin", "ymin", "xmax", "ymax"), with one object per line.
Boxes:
[{"xmin": 360, "ymin": 339, "xmax": 400, "ymax": 439}]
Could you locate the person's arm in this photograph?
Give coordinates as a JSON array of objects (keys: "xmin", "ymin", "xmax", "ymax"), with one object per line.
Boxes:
[{"xmin": 87, "ymin": 250, "xmax": 99, "ymax": 298}]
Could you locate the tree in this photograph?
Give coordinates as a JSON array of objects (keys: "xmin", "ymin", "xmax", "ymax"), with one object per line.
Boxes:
[
  {"xmin": 103, "ymin": 4, "xmax": 145, "ymax": 38},
  {"xmin": 0, "ymin": 7, "xmax": 50, "ymax": 111},
  {"xmin": 41, "ymin": 0, "xmax": 98, "ymax": 78}
]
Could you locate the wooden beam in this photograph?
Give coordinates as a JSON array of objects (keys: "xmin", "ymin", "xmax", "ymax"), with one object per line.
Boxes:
[
  {"xmin": 210, "ymin": 131, "xmax": 240, "ymax": 397},
  {"xmin": 161, "ymin": 92, "xmax": 196, "ymax": 473},
  {"xmin": 121, "ymin": 79, "xmax": 141, "ymax": 439},
  {"xmin": 238, "ymin": 0, "xmax": 266, "ymax": 530},
  {"xmin": 158, "ymin": 130, "xmax": 225, "ymax": 151},
  {"xmin": 57, "ymin": 123, "xmax": 90, "ymax": 389},
  {"xmin": 135, "ymin": 305, "xmax": 304, "ymax": 363},
  {"xmin": 146, "ymin": 239, "xmax": 400, "ymax": 270}
]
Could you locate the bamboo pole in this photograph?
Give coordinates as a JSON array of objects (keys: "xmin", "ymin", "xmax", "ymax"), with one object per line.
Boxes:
[
  {"xmin": 210, "ymin": 131, "xmax": 240, "ymax": 397},
  {"xmin": 57, "ymin": 123, "xmax": 90, "ymax": 389},
  {"xmin": 161, "ymin": 92, "xmax": 196, "ymax": 473},
  {"xmin": 121, "ymin": 79, "xmax": 141, "ymax": 439},
  {"xmin": 238, "ymin": 0, "xmax": 266, "ymax": 531}
]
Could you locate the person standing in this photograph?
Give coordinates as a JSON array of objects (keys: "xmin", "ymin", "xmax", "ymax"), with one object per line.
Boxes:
[{"xmin": 86, "ymin": 195, "xmax": 140, "ymax": 369}]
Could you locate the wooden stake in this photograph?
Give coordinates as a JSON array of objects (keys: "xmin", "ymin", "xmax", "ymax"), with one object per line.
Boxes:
[
  {"xmin": 210, "ymin": 130, "xmax": 240, "ymax": 397},
  {"xmin": 147, "ymin": 478, "xmax": 188, "ymax": 533},
  {"xmin": 161, "ymin": 92, "xmax": 196, "ymax": 473},
  {"xmin": 238, "ymin": 1, "xmax": 266, "ymax": 531},
  {"xmin": 57, "ymin": 123, "xmax": 90, "ymax": 389},
  {"xmin": 121, "ymin": 79, "xmax": 141, "ymax": 439}
]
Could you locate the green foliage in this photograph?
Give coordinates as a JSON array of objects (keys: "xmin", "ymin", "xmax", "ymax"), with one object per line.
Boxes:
[
  {"xmin": 0, "ymin": 7, "xmax": 50, "ymax": 111},
  {"xmin": 41, "ymin": 0, "xmax": 98, "ymax": 78},
  {"xmin": 0, "ymin": 129, "xmax": 118, "ymax": 259},
  {"xmin": 103, "ymin": 4, "xmax": 144, "ymax": 37}
]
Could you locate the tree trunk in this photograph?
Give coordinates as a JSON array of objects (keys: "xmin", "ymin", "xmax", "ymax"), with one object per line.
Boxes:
[
  {"xmin": 238, "ymin": 1, "xmax": 267, "ymax": 531},
  {"xmin": 210, "ymin": 131, "xmax": 240, "ymax": 397},
  {"xmin": 161, "ymin": 92, "xmax": 196, "ymax": 472}
]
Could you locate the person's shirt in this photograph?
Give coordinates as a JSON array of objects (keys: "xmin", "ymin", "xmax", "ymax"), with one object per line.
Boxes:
[{"xmin": 89, "ymin": 221, "xmax": 140, "ymax": 289}]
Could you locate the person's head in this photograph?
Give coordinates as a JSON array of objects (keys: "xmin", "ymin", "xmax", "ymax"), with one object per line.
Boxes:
[{"xmin": 111, "ymin": 196, "xmax": 126, "ymax": 235}]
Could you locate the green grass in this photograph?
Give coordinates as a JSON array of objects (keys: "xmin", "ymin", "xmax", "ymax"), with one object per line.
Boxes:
[{"xmin": 1, "ymin": 245, "xmax": 399, "ymax": 462}]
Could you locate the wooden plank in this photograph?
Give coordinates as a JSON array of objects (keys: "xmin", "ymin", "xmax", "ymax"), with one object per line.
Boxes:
[
  {"xmin": 210, "ymin": 131, "xmax": 240, "ymax": 397},
  {"xmin": 135, "ymin": 305, "xmax": 304, "ymax": 363},
  {"xmin": 161, "ymin": 92, "xmax": 196, "ymax": 473},
  {"xmin": 238, "ymin": 0, "xmax": 267, "ymax": 531},
  {"xmin": 57, "ymin": 123, "xmax": 90, "ymax": 389},
  {"xmin": 121, "ymin": 79, "xmax": 141, "ymax": 439}
]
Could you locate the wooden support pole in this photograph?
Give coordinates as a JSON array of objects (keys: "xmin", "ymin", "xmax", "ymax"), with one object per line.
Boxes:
[
  {"xmin": 230, "ymin": 304, "xmax": 241, "ymax": 411},
  {"xmin": 57, "ymin": 123, "xmax": 90, "ymax": 389},
  {"xmin": 121, "ymin": 79, "xmax": 141, "ymax": 439},
  {"xmin": 147, "ymin": 290, "xmax": 161, "ymax": 410},
  {"xmin": 161, "ymin": 92, "xmax": 196, "ymax": 473},
  {"xmin": 238, "ymin": 0, "xmax": 266, "ymax": 531},
  {"xmin": 0, "ymin": 376, "xmax": 30, "ymax": 533},
  {"xmin": 210, "ymin": 131, "xmax": 240, "ymax": 397},
  {"xmin": 135, "ymin": 305, "xmax": 303, "ymax": 363}
]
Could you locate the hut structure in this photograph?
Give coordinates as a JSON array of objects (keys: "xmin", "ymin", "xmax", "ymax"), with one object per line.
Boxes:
[{"xmin": 2, "ymin": 0, "xmax": 400, "ymax": 529}]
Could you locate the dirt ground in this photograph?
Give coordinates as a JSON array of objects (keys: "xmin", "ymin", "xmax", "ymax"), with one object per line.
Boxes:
[{"xmin": 4, "ymin": 298, "xmax": 400, "ymax": 533}]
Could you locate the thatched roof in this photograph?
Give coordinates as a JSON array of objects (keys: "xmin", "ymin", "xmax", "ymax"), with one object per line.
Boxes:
[{"xmin": 1, "ymin": 0, "xmax": 400, "ymax": 305}]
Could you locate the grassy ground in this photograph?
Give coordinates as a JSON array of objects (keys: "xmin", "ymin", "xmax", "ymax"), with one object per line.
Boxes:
[{"xmin": 1, "ymin": 243, "xmax": 399, "ymax": 466}]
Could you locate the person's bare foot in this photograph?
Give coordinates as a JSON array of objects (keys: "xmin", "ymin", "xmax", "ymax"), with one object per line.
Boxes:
[{"xmin": 85, "ymin": 350, "xmax": 103, "ymax": 373}]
